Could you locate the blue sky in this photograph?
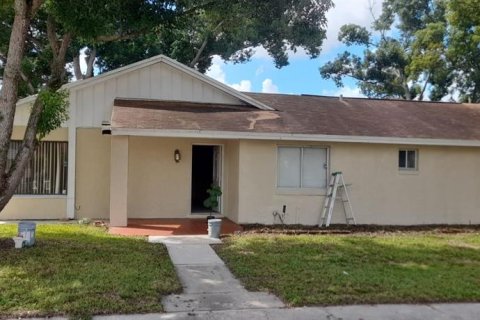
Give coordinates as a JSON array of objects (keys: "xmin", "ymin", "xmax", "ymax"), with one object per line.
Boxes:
[{"xmin": 206, "ymin": 0, "xmax": 384, "ymax": 98}]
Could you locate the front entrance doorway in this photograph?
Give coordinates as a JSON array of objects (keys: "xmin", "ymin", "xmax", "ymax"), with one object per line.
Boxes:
[{"xmin": 191, "ymin": 145, "xmax": 222, "ymax": 214}]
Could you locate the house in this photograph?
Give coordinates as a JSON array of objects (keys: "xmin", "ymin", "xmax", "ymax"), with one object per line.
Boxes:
[{"xmin": 4, "ymin": 55, "xmax": 480, "ymax": 226}]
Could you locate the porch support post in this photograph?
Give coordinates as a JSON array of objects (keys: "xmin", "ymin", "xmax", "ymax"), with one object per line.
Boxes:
[{"xmin": 109, "ymin": 135, "xmax": 129, "ymax": 227}]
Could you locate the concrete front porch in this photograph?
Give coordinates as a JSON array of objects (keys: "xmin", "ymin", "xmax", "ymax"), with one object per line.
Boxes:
[{"xmin": 109, "ymin": 218, "xmax": 242, "ymax": 236}]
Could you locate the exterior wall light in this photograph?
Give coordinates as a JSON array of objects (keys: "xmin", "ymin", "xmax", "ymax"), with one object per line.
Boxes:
[{"xmin": 174, "ymin": 149, "xmax": 181, "ymax": 163}]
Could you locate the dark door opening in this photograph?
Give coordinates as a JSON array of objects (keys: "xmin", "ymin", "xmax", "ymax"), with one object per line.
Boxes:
[{"xmin": 191, "ymin": 145, "xmax": 221, "ymax": 213}]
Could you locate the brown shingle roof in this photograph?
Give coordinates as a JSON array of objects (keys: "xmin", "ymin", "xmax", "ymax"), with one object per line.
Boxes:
[{"xmin": 111, "ymin": 94, "xmax": 480, "ymax": 141}]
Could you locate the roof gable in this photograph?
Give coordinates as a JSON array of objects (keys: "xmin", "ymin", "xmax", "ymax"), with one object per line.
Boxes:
[{"xmin": 65, "ymin": 55, "xmax": 273, "ymax": 110}]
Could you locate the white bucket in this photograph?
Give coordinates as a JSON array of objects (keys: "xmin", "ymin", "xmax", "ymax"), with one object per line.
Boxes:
[
  {"xmin": 208, "ymin": 219, "xmax": 222, "ymax": 239},
  {"xmin": 12, "ymin": 236, "xmax": 24, "ymax": 249}
]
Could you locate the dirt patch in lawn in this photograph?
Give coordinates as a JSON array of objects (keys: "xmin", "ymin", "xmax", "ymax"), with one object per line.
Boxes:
[
  {"xmin": 238, "ymin": 224, "xmax": 480, "ymax": 236},
  {"xmin": 0, "ymin": 237, "xmax": 14, "ymax": 250}
]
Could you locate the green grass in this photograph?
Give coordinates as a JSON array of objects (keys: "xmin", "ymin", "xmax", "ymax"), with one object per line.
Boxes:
[
  {"xmin": 0, "ymin": 224, "xmax": 181, "ymax": 319},
  {"xmin": 215, "ymin": 232, "xmax": 480, "ymax": 306}
]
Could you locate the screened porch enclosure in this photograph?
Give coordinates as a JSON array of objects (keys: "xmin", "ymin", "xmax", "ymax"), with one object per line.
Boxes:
[{"xmin": 7, "ymin": 141, "xmax": 68, "ymax": 195}]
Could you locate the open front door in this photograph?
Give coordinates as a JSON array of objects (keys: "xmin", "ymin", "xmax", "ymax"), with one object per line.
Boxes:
[{"xmin": 191, "ymin": 145, "xmax": 222, "ymax": 214}]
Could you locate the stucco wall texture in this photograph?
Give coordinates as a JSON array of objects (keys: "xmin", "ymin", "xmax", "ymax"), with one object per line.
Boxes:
[{"xmin": 74, "ymin": 132, "xmax": 480, "ymax": 225}]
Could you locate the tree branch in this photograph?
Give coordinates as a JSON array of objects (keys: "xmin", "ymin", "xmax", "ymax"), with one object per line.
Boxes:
[
  {"xmin": 95, "ymin": 31, "xmax": 145, "ymax": 42},
  {"xmin": 85, "ymin": 47, "xmax": 96, "ymax": 78},
  {"xmin": 58, "ymin": 32, "xmax": 72, "ymax": 62},
  {"xmin": 419, "ymin": 72, "xmax": 430, "ymax": 101},
  {"xmin": 181, "ymin": 0, "xmax": 218, "ymax": 15},
  {"xmin": 46, "ymin": 16, "xmax": 59, "ymax": 58},
  {"xmin": 31, "ymin": 0, "xmax": 44, "ymax": 16},
  {"xmin": 72, "ymin": 54, "xmax": 83, "ymax": 80},
  {"xmin": 189, "ymin": 20, "xmax": 224, "ymax": 68},
  {"xmin": 19, "ymin": 71, "xmax": 35, "ymax": 94}
]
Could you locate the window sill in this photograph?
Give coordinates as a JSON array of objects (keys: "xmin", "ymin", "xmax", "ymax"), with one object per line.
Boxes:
[
  {"xmin": 276, "ymin": 188, "xmax": 326, "ymax": 196},
  {"xmin": 12, "ymin": 195, "xmax": 68, "ymax": 199},
  {"xmin": 398, "ymin": 169, "xmax": 419, "ymax": 175}
]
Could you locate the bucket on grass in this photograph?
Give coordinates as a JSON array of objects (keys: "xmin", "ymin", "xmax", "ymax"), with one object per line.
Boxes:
[{"xmin": 18, "ymin": 221, "xmax": 36, "ymax": 247}]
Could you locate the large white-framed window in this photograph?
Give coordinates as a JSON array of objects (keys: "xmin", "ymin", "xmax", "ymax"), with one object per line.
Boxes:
[
  {"xmin": 277, "ymin": 146, "xmax": 328, "ymax": 189},
  {"xmin": 398, "ymin": 149, "xmax": 418, "ymax": 171},
  {"xmin": 7, "ymin": 141, "xmax": 68, "ymax": 195}
]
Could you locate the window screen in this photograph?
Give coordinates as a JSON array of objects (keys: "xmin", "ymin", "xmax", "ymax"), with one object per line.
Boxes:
[
  {"xmin": 277, "ymin": 147, "xmax": 301, "ymax": 188},
  {"xmin": 7, "ymin": 141, "xmax": 68, "ymax": 195},
  {"xmin": 277, "ymin": 147, "xmax": 327, "ymax": 188}
]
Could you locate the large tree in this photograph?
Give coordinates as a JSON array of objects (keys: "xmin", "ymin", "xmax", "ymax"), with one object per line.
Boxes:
[
  {"xmin": 320, "ymin": 0, "xmax": 480, "ymax": 102},
  {"xmin": 0, "ymin": 0, "xmax": 334, "ymax": 213},
  {"xmin": 446, "ymin": 0, "xmax": 480, "ymax": 102}
]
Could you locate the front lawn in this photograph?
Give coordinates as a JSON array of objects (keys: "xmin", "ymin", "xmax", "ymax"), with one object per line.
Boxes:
[
  {"xmin": 215, "ymin": 232, "xmax": 480, "ymax": 306},
  {"xmin": 0, "ymin": 224, "xmax": 181, "ymax": 319}
]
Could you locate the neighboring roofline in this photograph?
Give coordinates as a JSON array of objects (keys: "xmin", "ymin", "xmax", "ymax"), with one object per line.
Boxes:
[
  {"xmin": 16, "ymin": 55, "xmax": 274, "ymax": 111},
  {"xmin": 110, "ymin": 128, "xmax": 480, "ymax": 147}
]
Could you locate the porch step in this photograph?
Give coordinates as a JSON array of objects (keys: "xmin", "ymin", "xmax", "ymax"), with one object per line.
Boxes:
[{"xmin": 148, "ymin": 235, "xmax": 222, "ymax": 245}]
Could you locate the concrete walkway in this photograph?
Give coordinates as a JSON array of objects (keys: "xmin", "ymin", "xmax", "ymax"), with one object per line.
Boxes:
[
  {"xmin": 95, "ymin": 303, "xmax": 480, "ymax": 319},
  {"xmin": 149, "ymin": 235, "xmax": 284, "ymax": 312}
]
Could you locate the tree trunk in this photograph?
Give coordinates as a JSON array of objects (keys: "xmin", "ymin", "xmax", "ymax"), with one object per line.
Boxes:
[
  {"xmin": 0, "ymin": 9, "xmax": 72, "ymax": 214},
  {"xmin": 85, "ymin": 47, "xmax": 96, "ymax": 78},
  {"xmin": 0, "ymin": 0, "xmax": 35, "ymax": 199},
  {"xmin": 73, "ymin": 54, "xmax": 83, "ymax": 80}
]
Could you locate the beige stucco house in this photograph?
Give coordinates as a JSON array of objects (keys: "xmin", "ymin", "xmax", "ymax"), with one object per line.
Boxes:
[{"xmin": 4, "ymin": 55, "xmax": 480, "ymax": 226}]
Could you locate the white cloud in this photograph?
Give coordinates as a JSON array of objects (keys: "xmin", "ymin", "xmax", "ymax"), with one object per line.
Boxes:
[
  {"xmin": 206, "ymin": 55, "xmax": 251, "ymax": 92},
  {"xmin": 205, "ymin": 56, "xmax": 226, "ymax": 83},
  {"xmin": 262, "ymin": 78, "xmax": 279, "ymax": 93},
  {"xmin": 322, "ymin": 85, "xmax": 365, "ymax": 98},
  {"xmin": 323, "ymin": 0, "xmax": 384, "ymax": 53},
  {"xmin": 230, "ymin": 80, "xmax": 252, "ymax": 92}
]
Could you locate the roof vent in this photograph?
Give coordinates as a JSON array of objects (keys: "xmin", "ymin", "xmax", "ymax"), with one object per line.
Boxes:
[{"xmin": 339, "ymin": 94, "xmax": 343, "ymax": 102}]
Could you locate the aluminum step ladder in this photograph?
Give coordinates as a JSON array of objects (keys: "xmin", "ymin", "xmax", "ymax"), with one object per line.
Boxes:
[{"xmin": 319, "ymin": 172, "xmax": 356, "ymax": 227}]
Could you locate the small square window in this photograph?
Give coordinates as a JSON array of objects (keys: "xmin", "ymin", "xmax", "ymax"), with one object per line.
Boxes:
[{"xmin": 398, "ymin": 149, "xmax": 417, "ymax": 170}]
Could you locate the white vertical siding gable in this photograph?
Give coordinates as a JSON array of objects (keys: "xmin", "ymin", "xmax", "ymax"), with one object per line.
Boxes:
[{"xmin": 72, "ymin": 61, "xmax": 246, "ymax": 128}]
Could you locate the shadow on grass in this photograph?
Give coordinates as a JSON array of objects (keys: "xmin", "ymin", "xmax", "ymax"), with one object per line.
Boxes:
[
  {"xmin": 0, "ymin": 224, "xmax": 181, "ymax": 319},
  {"xmin": 216, "ymin": 233, "xmax": 480, "ymax": 306}
]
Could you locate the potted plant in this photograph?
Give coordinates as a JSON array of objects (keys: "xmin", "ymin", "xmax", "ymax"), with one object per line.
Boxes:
[{"xmin": 203, "ymin": 184, "xmax": 222, "ymax": 220}]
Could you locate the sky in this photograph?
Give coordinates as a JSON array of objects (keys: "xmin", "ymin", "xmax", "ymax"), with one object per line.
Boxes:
[{"xmin": 205, "ymin": 0, "xmax": 384, "ymax": 98}]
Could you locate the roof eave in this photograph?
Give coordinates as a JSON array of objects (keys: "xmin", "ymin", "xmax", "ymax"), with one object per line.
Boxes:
[{"xmin": 110, "ymin": 128, "xmax": 480, "ymax": 147}]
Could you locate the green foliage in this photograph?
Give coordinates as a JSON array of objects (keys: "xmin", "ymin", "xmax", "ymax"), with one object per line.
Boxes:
[
  {"xmin": 446, "ymin": 0, "xmax": 480, "ymax": 102},
  {"xmin": 321, "ymin": 0, "xmax": 480, "ymax": 102},
  {"xmin": 217, "ymin": 232, "xmax": 480, "ymax": 306},
  {"xmin": 338, "ymin": 24, "xmax": 371, "ymax": 47},
  {"xmin": 203, "ymin": 184, "xmax": 222, "ymax": 211},
  {"xmin": 96, "ymin": 0, "xmax": 334, "ymax": 72},
  {"xmin": 0, "ymin": 224, "xmax": 181, "ymax": 318},
  {"xmin": 37, "ymin": 89, "xmax": 69, "ymax": 140},
  {"xmin": 1, "ymin": 0, "xmax": 334, "ymax": 95}
]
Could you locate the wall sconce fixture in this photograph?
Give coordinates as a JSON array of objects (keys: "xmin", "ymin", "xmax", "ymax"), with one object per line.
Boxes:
[{"xmin": 174, "ymin": 149, "xmax": 181, "ymax": 163}]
